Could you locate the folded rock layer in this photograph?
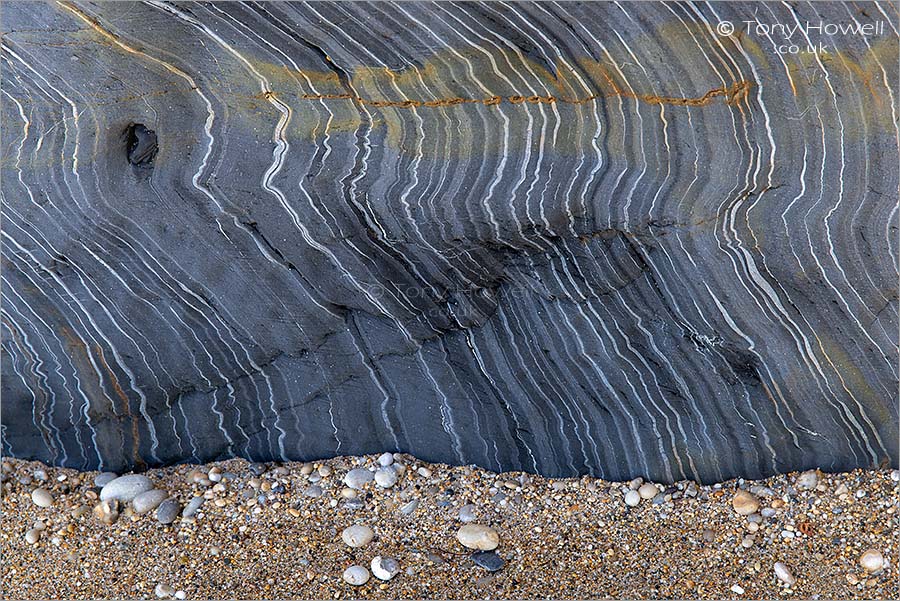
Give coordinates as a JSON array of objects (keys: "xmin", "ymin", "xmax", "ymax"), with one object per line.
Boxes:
[{"xmin": 1, "ymin": 1, "xmax": 897, "ymax": 482}]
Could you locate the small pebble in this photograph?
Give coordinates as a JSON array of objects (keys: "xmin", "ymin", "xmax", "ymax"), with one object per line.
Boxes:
[
  {"xmin": 30, "ymin": 488, "xmax": 54, "ymax": 508},
  {"xmin": 371, "ymin": 556, "xmax": 400, "ymax": 581},
  {"xmin": 457, "ymin": 524, "xmax": 499, "ymax": 551},
  {"xmin": 341, "ymin": 524, "xmax": 374, "ymax": 547},
  {"xmin": 458, "ymin": 504, "xmax": 477, "ymax": 523},
  {"xmin": 132, "ymin": 489, "xmax": 168, "ymax": 514},
  {"xmin": 471, "ymin": 551, "xmax": 505, "ymax": 572},
  {"xmin": 399, "ymin": 499, "xmax": 419, "ymax": 515},
  {"xmin": 795, "ymin": 470, "xmax": 818, "ymax": 490},
  {"xmin": 94, "ymin": 472, "xmax": 118, "ymax": 487},
  {"xmin": 182, "ymin": 496, "xmax": 204, "ymax": 518},
  {"xmin": 374, "ymin": 467, "xmax": 398, "ymax": 488},
  {"xmin": 25, "ymin": 528, "xmax": 41, "ymax": 544},
  {"xmin": 624, "ymin": 490, "xmax": 641, "ymax": 507},
  {"xmin": 304, "ymin": 485, "xmax": 323, "ymax": 498},
  {"xmin": 377, "ymin": 452, "xmax": 394, "ymax": 467},
  {"xmin": 154, "ymin": 583, "xmax": 175, "ymax": 599},
  {"xmin": 732, "ymin": 490, "xmax": 760, "ymax": 515},
  {"xmin": 156, "ymin": 499, "xmax": 181, "ymax": 525},
  {"xmin": 638, "ymin": 482, "xmax": 658, "ymax": 499},
  {"xmin": 730, "ymin": 584, "xmax": 745, "ymax": 595},
  {"xmin": 100, "ymin": 475, "xmax": 154, "ymax": 502},
  {"xmin": 859, "ymin": 549, "xmax": 884, "ymax": 573},
  {"xmin": 342, "ymin": 565, "xmax": 370, "ymax": 586},
  {"xmin": 774, "ymin": 561, "xmax": 796, "ymax": 586},
  {"xmin": 343, "ymin": 468, "xmax": 374, "ymax": 490}
]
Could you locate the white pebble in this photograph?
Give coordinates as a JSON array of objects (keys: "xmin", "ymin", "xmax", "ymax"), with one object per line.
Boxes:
[
  {"xmin": 774, "ymin": 561, "xmax": 796, "ymax": 586},
  {"xmin": 371, "ymin": 556, "xmax": 400, "ymax": 581},
  {"xmin": 624, "ymin": 490, "xmax": 641, "ymax": 507},
  {"xmin": 859, "ymin": 549, "xmax": 884, "ymax": 573},
  {"xmin": 31, "ymin": 488, "xmax": 54, "ymax": 508},
  {"xmin": 795, "ymin": 470, "xmax": 818, "ymax": 490},
  {"xmin": 457, "ymin": 524, "xmax": 499, "ymax": 550},
  {"xmin": 341, "ymin": 524, "xmax": 374, "ymax": 548},
  {"xmin": 374, "ymin": 467, "xmax": 398, "ymax": 488},
  {"xmin": 154, "ymin": 583, "xmax": 175, "ymax": 599},
  {"xmin": 377, "ymin": 452, "xmax": 394, "ymax": 467},
  {"xmin": 25, "ymin": 528, "xmax": 41, "ymax": 544},
  {"xmin": 638, "ymin": 482, "xmax": 658, "ymax": 499},
  {"xmin": 730, "ymin": 584, "xmax": 745, "ymax": 595},
  {"xmin": 342, "ymin": 565, "xmax": 370, "ymax": 586}
]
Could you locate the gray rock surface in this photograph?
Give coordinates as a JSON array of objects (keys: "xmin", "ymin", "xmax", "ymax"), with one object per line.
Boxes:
[{"xmin": 0, "ymin": 1, "xmax": 896, "ymax": 483}]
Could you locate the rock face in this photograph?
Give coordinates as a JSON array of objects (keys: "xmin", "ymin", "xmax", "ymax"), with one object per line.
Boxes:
[{"xmin": 0, "ymin": 2, "xmax": 897, "ymax": 483}]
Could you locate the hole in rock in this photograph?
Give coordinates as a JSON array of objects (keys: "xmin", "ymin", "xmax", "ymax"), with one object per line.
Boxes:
[{"xmin": 126, "ymin": 123, "xmax": 158, "ymax": 167}]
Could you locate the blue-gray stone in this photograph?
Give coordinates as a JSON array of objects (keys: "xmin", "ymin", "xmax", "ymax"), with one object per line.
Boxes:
[
  {"xmin": 471, "ymin": 551, "xmax": 505, "ymax": 572},
  {"xmin": 156, "ymin": 499, "xmax": 181, "ymax": 524},
  {"xmin": 0, "ymin": 1, "xmax": 896, "ymax": 484}
]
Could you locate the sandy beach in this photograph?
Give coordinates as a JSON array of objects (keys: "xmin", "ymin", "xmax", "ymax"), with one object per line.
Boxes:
[{"xmin": 1, "ymin": 455, "xmax": 896, "ymax": 599}]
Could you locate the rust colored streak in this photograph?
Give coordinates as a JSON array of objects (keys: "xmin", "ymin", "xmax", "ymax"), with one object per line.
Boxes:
[
  {"xmin": 301, "ymin": 81, "xmax": 754, "ymax": 110},
  {"xmin": 94, "ymin": 343, "xmax": 144, "ymax": 468}
]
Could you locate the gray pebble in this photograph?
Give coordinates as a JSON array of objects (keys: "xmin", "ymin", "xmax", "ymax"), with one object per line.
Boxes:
[
  {"xmin": 458, "ymin": 504, "xmax": 477, "ymax": 522},
  {"xmin": 249, "ymin": 463, "xmax": 267, "ymax": 476},
  {"xmin": 182, "ymin": 496, "xmax": 204, "ymax": 517},
  {"xmin": 399, "ymin": 499, "xmax": 419, "ymax": 515},
  {"xmin": 304, "ymin": 485, "xmax": 323, "ymax": 498},
  {"xmin": 100, "ymin": 474, "xmax": 154, "ymax": 502},
  {"xmin": 377, "ymin": 452, "xmax": 394, "ymax": 467},
  {"xmin": 343, "ymin": 468, "xmax": 374, "ymax": 490},
  {"xmin": 156, "ymin": 499, "xmax": 181, "ymax": 524},
  {"xmin": 374, "ymin": 467, "xmax": 398, "ymax": 488},
  {"xmin": 25, "ymin": 528, "xmax": 41, "ymax": 544},
  {"xmin": 132, "ymin": 489, "xmax": 168, "ymax": 514},
  {"xmin": 471, "ymin": 551, "xmax": 505, "ymax": 572},
  {"xmin": 94, "ymin": 472, "xmax": 118, "ymax": 488},
  {"xmin": 371, "ymin": 556, "xmax": 400, "ymax": 581},
  {"xmin": 342, "ymin": 565, "xmax": 370, "ymax": 586}
]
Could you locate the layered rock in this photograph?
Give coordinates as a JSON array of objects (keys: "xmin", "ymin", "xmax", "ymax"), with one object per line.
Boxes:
[{"xmin": 1, "ymin": 1, "xmax": 897, "ymax": 482}]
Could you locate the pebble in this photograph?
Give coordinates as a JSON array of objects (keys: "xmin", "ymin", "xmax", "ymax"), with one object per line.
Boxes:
[
  {"xmin": 132, "ymin": 489, "xmax": 168, "ymax": 514},
  {"xmin": 638, "ymin": 482, "xmax": 658, "ymax": 500},
  {"xmin": 374, "ymin": 467, "xmax": 398, "ymax": 488},
  {"xmin": 317, "ymin": 465, "xmax": 332, "ymax": 477},
  {"xmin": 457, "ymin": 524, "xmax": 499, "ymax": 551},
  {"xmin": 859, "ymin": 549, "xmax": 884, "ymax": 573},
  {"xmin": 417, "ymin": 466, "xmax": 433, "ymax": 477},
  {"xmin": 377, "ymin": 452, "xmax": 394, "ymax": 467},
  {"xmin": 156, "ymin": 499, "xmax": 181, "ymax": 524},
  {"xmin": 471, "ymin": 551, "xmax": 505, "ymax": 572},
  {"xmin": 100, "ymin": 474, "xmax": 154, "ymax": 502},
  {"xmin": 371, "ymin": 556, "xmax": 400, "ymax": 581},
  {"xmin": 341, "ymin": 524, "xmax": 374, "ymax": 547},
  {"xmin": 182, "ymin": 496, "xmax": 204, "ymax": 517},
  {"xmin": 154, "ymin": 583, "xmax": 175, "ymax": 598},
  {"xmin": 25, "ymin": 528, "xmax": 41, "ymax": 544},
  {"xmin": 249, "ymin": 463, "xmax": 267, "ymax": 476},
  {"xmin": 399, "ymin": 499, "xmax": 419, "ymax": 515},
  {"xmin": 624, "ymin": 490, "xmax": 641, "ymax": 507},
  {"xmin": 732, "ymin": 490, "xmax": 760, "ymax": 515},
  {"xmin": 796, "ymin": 470, "xmax": 818, "ymax": 490},
  {"xmin": 730, "ymin": 584, "xmax": 745, "ymax": 595},
  {"xmin": 458, "ymin": 504, "xmax": 477, "ymax": 523},
  {"xmin": 343, "ymin": 468, "xmax": 374, "ymax": 490},
  {"xmin": 94, "ymin": 472, "xmax": 118, "ymax": 488},
  {"xmin": 342, "ymin": 565, "xmax": 370, "ymax": 586},
  {"xmin": 891, "ymin": 470, "xmax": 899, "ymax": 482},
  {"xmin": 303, "ymin": 485, "xmax": 323, "ymax": 498},
  {"xmin": 93, "ymin": 499, "xmax": 120, "ymax": 524},
  {"xmin": 30, "ymin": 488, "xmax": 54, "ymax": 508},
  {"xmin": 774, "ymin": 561, "xmax": 796, "ymax": 586}
]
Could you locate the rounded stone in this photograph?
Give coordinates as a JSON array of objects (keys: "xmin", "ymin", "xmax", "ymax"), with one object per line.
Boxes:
[
  {"xmin": 25, "ymin": 528, "xmax": 41, "ymax": 544},
  {"xmin": 182, "ymin": 496, "xmax": 204, "ymax": 517},
  {"xmin": 795, "ymin": 470, "xmax": 818, "ymax": 490},
  {"xmin": 132, "ymin": 489, "xmax": 168, "ymax": 514},
  {"xmin": 471, "ymin": 550, "xmax": 505, "ymax": 572},
  {"xmin": 374, "ymin": 467, "xmax": 398, "ymax": 488},
  {"xmin": 100, "ymin": 474, "xmax": 154, "ymax": 502},
  {"xmin": 859, "ymin": 549, "xmax": 884, "ymax": 573},
  {"xmin": 94, "ymin": 472, "xmax": 118, "ymax": 488},
  {"xmin": 458, "ymin": 504, "xmax": 477, "ymax": 522},
  {"xmin": 457, "ymin": 524, "xmax": 499, "ymax": 551},
  {"xmin": 341, "ymin": 524, "xmax": 374, "ymax": 547},
  {"xmin": 31, "ymin": 488, "xmax": 54, "ymax": 508},
  {"xmin": 377, "ymin": 452, "xmax": 394, "ymax": 467},
  {"xmin": 371, "ymin": 556, "xmax": 400, "ymax": 581},
  {"xmin": 342, "ymin": 565, "xmax": 370, "ymax": 586},
  {"xmin": 774, "ymin": 561, "xmax": 796, "ymax": 586},
  {"xmin": 154, "ymin": 583, "xmax": 175, "ymax": 598},
  {"xmin": 732, "ymin": 490, "xmax": 760, "ymax": 515},
  {"xmin": 155, "ymin": 499, "xmax": 181, "ymax": 524},
  {"xmin": 638, "ymin": 482, "xmax": 658, "ymax": 500},
  {"xmin": 343, "ymin": 468, "xmax": 374, "ymax": 490},
  {"xmin": 624, "ymin": 490, "xmax": 641, "ymax": 507}
]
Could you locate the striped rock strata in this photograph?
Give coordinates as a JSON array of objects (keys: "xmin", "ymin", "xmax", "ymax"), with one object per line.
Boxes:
[{"xmin": 1, "ymin": 2, "xmax": 897, "ymax": 482}]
